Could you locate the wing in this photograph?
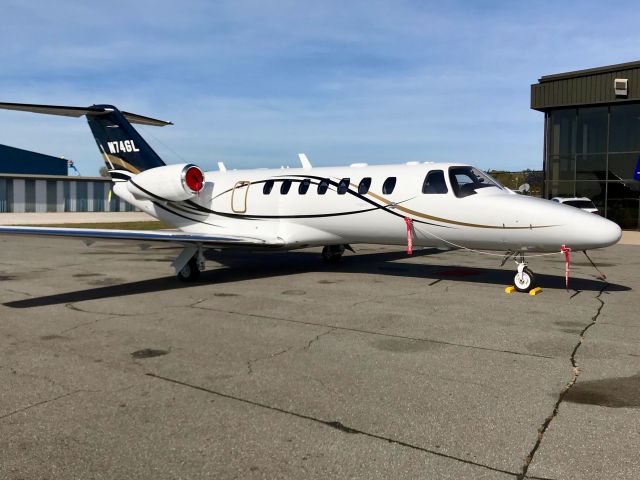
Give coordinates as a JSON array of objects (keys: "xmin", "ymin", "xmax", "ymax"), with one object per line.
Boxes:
[{"xmin": 0, "ymin": 226, "xmax": 285, "ymax": 249}]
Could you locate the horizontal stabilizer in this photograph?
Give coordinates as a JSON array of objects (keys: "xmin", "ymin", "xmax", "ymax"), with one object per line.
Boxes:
[{"xmin": 0, "ymin": 102, "xmax": 172, "ymax": 127}]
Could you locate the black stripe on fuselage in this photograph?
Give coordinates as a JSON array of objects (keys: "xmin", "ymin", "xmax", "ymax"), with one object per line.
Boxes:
[
  {"xmin": 152, "ymin": 201, "xmax": 224, "ymax": 228},
  {"xmin": 131, "ymin": 175, "xmax": 447, "ymax": 228},
  {"xmin": 126, "ymin": 179, "xmax": 223, "ymax": 227},
  {"xmin": 191, "ymin": 174, "xmax": 448, "ymax": 227}
]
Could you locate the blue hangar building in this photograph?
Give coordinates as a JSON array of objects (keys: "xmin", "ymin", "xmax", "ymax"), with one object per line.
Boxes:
[
  {"xmin": 0, "ymin": 143, "xmax": 68, "ymax": 176},
  {"xmin": 0, "ymin": 143, "xmax": 134, "ymax": 213}
]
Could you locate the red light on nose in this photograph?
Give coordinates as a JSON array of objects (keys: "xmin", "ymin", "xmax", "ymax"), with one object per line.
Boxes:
[{"xmin": 184, "ymin": 166, "xmax": 204, "ymax": 193}]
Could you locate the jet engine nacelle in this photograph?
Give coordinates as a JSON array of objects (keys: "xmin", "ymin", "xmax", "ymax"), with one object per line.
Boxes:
[{"xmin": 127, "ymin": 163, "xmax": 205, "ymax": 202}]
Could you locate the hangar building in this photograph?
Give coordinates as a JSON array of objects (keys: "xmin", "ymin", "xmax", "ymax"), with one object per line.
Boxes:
[
  {"xmin": 532, "ymin": 60, "xmax": 640, "ymax": 230},
  {"xmin": 0, "ymin": 144, "xmax": 68, "ymax": 176},
  {"xmin": 0, "ymin": 143, "xmax": 133, "ymax": 213}
]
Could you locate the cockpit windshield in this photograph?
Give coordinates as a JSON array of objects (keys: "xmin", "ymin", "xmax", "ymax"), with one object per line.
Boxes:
[{"xmin": 448, "ymin": 166, "xmax": 504, "ymax": 198}]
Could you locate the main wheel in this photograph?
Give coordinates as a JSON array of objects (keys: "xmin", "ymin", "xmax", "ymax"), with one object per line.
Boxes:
[
  {"xmin": 178, "ymin": 257, "xmax": 201, "ymax": 282},
  {"xmin": 513, "ymin": 267, "xmax": 535, "ymax": 293},
  {"xmin": 321, "ymin": 245, "xmax": 345, "ymax": 262}
]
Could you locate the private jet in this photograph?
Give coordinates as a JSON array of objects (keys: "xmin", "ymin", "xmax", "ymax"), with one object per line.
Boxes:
[{"xmin": 0, "ymin": 102, "xmax": 622, "ymax": 292}]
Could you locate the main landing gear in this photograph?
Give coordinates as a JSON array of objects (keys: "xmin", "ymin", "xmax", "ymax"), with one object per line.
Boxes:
[
  {"xmin": 512, "ymin": 252, "xmax": 536, "ymax": 293},
  {"xmin": 321, "ymin": 245, "xmax": 345, "ymax": 262},
  {"xmin": 321, "ymin": 244, "xmax": 354, "ymax": 262},
  {"xmin": 174, "ymin": 244, "xmax": 206, "ymax": 282},
  {"xmin": 178, "ymin": 256, "xmax": 201, "ymax": 282}
]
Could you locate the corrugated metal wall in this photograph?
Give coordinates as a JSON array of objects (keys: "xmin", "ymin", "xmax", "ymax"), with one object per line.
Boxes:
[
  {"xmin": 0, "ymin": 178, "xmax": 7, "ymax": 212},
  {"xmin": 25, "ymin": 179, "xmax": 36, "ymax": 212},
  {"xmin": 0, "ymin": 175, "xmax": 136, "ymax": 213},
  {"xmin": 532, "ymin": 65, "xmax": 640, "ymax": 111},
  {"xmin": 45, "ymin": 180, "xmax": 57, "ymax": 212}
]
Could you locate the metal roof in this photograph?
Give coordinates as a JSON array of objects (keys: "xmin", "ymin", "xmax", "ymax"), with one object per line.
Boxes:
[
  {"xmin": 538, "ymin": 60, "xmax": 640, "ymax": 83},
  {"xmin": 0, "ymin": 143, "xmax": 68, "ymax": 176}
]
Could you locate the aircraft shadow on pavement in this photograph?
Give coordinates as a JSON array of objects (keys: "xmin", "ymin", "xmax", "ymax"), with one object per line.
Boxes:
[{"xmin": 4, "ymin": 248, "xmax": 629, "ymax": 308}]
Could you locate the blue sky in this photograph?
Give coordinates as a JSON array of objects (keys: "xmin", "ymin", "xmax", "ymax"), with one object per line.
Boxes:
[{"xmin": 1, "ymin": 0, "xmax": 640, "ymax": 175}]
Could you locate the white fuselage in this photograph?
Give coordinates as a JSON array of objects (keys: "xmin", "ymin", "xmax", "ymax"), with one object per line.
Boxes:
[{"xmin": 115, "ymin": 162, "xmax": 622, "ymax": 253}]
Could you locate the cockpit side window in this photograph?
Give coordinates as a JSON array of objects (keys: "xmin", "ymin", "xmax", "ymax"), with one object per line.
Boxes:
[
  {"xmin": 422, "ymin": 170, "xmax": 448, "ymax": 194},
  {"xmin": 448, "ymin": 166, "xmax": 503, "ymax": 198}
]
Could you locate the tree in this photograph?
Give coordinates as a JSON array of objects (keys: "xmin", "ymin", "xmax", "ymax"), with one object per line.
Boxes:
[{"xmin": 99, "ymin": 166, "xmax": 110, "ymax": 177}]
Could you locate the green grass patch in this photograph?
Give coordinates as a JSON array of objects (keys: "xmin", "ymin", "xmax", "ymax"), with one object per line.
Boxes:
[{"xmin": 23, "ymin": 221, "xmax": 171, "ymax": 230}]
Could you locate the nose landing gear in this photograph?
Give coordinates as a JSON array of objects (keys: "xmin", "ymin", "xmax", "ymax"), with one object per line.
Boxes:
[{"xmin": 513, "ymin": 253, "xmax": 536, "ymax": 293}]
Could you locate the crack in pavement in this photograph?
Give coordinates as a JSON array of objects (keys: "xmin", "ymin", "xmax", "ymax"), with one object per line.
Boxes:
[
  {"xmin": 247, "ymin": 328, "xmax": 336, "ymax": 374},
  {"xmin": 146, "ymin": 372, "xmax": 554, "ymax": 480},
  {"xmin": 0, "ymin": 390, "xmax": 82, "ymax": 421},
  {"xmin": 303, "ymin": 328, "xmax": 336, "ymax": 350},
  {"xmin": 517, "ymin": 283, "xmax": 609, "ymax": 480},
  {"xmin": 350, "ymin": 291, "xmax": 423, "ymax": 309},
  {"xmin": 65, "ymin": 302, "xmax": 136, "ymax": 317},
  {"xmin": 185, "ymin": 304, "xmax": 552, "ymax": 360},
  {"xmin": 58, "ymin": 317, "xmax": 112, "ymax": 335},
  {"xmin": 0, "ymin": 382, "xmax": 137, "ymax": 422},
  {"xmin": 65, "ymin": 302, "xmax": 159, "ymax": 318},
  {"xmin": 4, "ymin": 288, "xmax": 34, "ymax": 298},
  {"xmin": 246, "ymin": 346, "xmax": 297, "ymax": 375}
]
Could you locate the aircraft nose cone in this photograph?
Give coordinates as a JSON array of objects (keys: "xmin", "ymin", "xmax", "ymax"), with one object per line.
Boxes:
[
  {"xmin": 597, "ymin": 216, "xmax": 622, "ymax": 247},
  {"xmin": 571, "ymin": 212, "xmax": 622, "ymax": 249}
]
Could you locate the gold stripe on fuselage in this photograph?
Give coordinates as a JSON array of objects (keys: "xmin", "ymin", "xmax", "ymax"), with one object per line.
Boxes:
[{"xmin": 362, "ymin": 190, "xmax": 553, "ymax": 230}]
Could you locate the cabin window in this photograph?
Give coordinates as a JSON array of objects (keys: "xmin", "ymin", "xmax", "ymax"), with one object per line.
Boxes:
[
  {"xmin": 358, "ymin": 177, "xmax": 371, "ymax": 194},
  {"xmin": 318, "ymin": 179, "xmax": 330, "ymax": 195},
  {"xmin": 382, "ymin": 177, "xmax": 396, "ymax": 194},
  {"xmin": 263, "ymin": 180, "xmax": 275, "ymax": 194},
  {"xmin": 299, "ymin": 179, "xmax": 311, "ymax": 194},
  {"xmin": 280, "ymin": 179, "xmax": 292, "ymax": 194},
  {"xmin": 422, "ymin": 170, "xmax": 448, "ymax": 194},
  {"xmin": 337, "ymin": 178, "xmax": 350, "ymax": 194}
]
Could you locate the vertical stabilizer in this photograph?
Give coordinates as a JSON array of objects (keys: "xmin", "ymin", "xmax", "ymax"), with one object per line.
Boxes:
[
  {"xmin": 86, "ymin": 105, "xmax": 167, "ymax": 177},
  {"xmin": 0, "ymin": 102, "xmax": 172, "ymax": 178}
]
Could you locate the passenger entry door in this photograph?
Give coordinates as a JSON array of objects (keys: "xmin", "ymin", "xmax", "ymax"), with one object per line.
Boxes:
[{"xmin": 231, "ymin": 181, "xmax": 250, "ymax": 213}]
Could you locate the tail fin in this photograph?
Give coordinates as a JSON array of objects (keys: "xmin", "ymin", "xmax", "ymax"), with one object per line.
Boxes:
[{"xmin": 0, "ymin": 102, "xmax": 172, "ymax": 177}]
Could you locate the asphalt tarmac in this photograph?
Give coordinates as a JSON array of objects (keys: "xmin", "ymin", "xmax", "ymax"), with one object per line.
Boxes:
[{"xmin": 0, "ymin": 237, "xmax": 638, "ymax": 479}]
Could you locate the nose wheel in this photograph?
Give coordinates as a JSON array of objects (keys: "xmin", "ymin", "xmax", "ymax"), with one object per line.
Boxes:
[{"xmin": 513, "ymin": 254, "xmax": 536, "ymax": 293}]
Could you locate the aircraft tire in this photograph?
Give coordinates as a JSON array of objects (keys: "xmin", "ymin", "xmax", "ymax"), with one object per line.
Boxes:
[
  {"xmin": 178, "ymin": 257, "xmax": 201, "ymax": 282},
  {"xmin": 513, "ymin": 267, "xmax": 535, "ymax": 293},
  {"xmin": 321, "ymin": 245, "xmax": 344, "ymax": 262}
]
